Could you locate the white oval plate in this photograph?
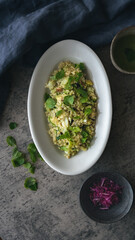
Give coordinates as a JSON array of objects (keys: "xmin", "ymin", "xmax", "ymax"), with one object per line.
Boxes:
[{"xmin": 27, "ymin": 40, "xmax": 112, "ymax": 175}]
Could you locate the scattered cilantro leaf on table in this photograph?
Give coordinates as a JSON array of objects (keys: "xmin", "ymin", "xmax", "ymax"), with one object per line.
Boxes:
[
  {"xmin": 9, "ymin": 122, "xmax": 18, "ymax": 130},
  {"xmin": 24, "ymin": 177, "xmax": 38, "ymax": 191}
]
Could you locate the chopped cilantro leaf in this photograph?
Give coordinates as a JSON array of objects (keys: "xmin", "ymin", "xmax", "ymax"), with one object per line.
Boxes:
[
  {"xmin": 46, "ymin": 98, "xmax": 56, "ymax": 109},
  {"xmin": 24, "ymin": 177, "xmax": 38, "ymax": 191},
  {"xmin": 80, "ymin": 97, "xmax": 88, "ymax": 103},
  {"xmin": 84, "ymin": 108, "xmax": 92, "ymax": 116},
  {"xmin": 23, "ymin": 162, "xmax": 31, "ymax": 169},
  {"xmin": 29, "ymin": 166, "xmax": 35, "ymax": 174},
  {"xmin": 11, "ymin": 156, "xmax": 25, "ymax": 167},
  {"xmin": 64, "ymin": 96, "xmax": 74, "ymax": 106},
  {"xmin": 56, "ymin": 110, "xmax": 63, "ymax": 117},
  {"xmin": 6, "ymin": 136, "xmax": 16, "ymax": 147},
  {"xmin": 44, "ymin": 93, "xmax": 50, "ymax": 102},
  {"xmin": 57, "ymin": 131, "xmax": 71, "ymax": 140},
  {"xmin": 12, "ymin": 147, "xmax": 23, "ymax": 159},
  {"xmin": 9, "ymin": 122, "xmax": 18, "ymax": 130},
  {"xmin": 56, "ymin": 69, "xmax": 65, "ymax": 79}
]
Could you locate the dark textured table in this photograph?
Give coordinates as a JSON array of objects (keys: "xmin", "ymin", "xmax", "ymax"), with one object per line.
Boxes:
[{"xmin": 0, "ymin": 46, "xmax": 135, "ymax": 240}]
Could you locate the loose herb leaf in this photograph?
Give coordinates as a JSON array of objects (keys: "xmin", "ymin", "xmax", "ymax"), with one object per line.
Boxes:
[
  {"xmin": 23, "ymin": 162, "xmax": 31, "ymax": 169},
  {"xmin": 29, "ymin": 166, "xmax": 35, "ymax": 174},
  {"xmin": 64, "ymin": 96, "xmax": 74, "ymax": 106},
  {"xmin": 9, "ymin": 122, "xmax": 18, "ymax": 130},
  {"xmin": 56, "ymin": 110, "xmax": 63, "ymax": 117},
  {"xmin": 56, "ymin": 69, "xmax": 65, "ymax": 79},
  {"xmin": 84, "ymin": 108, "xmax": 92, "ymax": 116},
  {"xmin": 37, "ymin": 152, "xmax": 44, "ymax": 161},
  {"xmin": 44, "ymin": 93, "xmax": 50, "ymax": 102},
  {"xmin": 24, "ymin": 177, "xmax": 38, "ymax": 191},
  {"xmin": 29, "ymin": 151, "xmax": 37, "ymax": 163},
  {"xmin": 11, "ymin": 156, "xmax": 25, "ymax": 167},
  {"xmin": 57, "ymin": 131, "xmax": 71, "ymax": 140},
  {"xmin": 12, "ymin": 147, "xmax": 23, "ymax": 159},
  {"xmin": 46, "ymin": 98, "xmax": 56, "ymax": 109},
  {"xmin": 6, "ymin": 136, "xmax": 16, "ymax": 147},
  {"xmin": 27, "ymin": 143, "xmax": 37, "ymax": 153}
]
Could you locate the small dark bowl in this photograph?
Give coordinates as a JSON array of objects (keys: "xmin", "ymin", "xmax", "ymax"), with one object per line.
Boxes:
[{"xmin": 79, "ymin": 172, "xmax": 133, "ymax": 223}]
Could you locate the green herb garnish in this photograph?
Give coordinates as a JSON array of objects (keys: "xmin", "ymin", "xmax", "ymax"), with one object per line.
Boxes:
[
  {"xmin": 11, "ymin": 156, "xmax": 25, "ymax": 167},
  {"xmin": 24, "ymin": 177, "xmax": 38, "ymax": 191},
  {"xmin": 27, "ymin": 143, "xmax": 38, "ymax": 163},
  {"xmin": 80, "ymin": 97, "xmax": 88, "ymax": 103},
  {"xmin": 64, "ymin": 95, "xmax": 74, "ymax": 106},
  {"xmin": 44, "ymin": 93, "xmax": 50, "ymax": 102},
  {"xmin": 27, "ymin": 143, "xmax": 43, "ymax": 163},
  {"xmin": 59, "ymin": 146, "xmax": 68, "ymax": 151},
  {"xmin": 46, "ymin": 98, "xmax": 56, "ymax": 109},
  {"xmin": 50, "ymin": 75, "xmax": 56, "ymax": 80},
  {"xmin": 76, "ymin": 88, "xmax": 88, "ymax": 98},
  {"xmin": 23, "ymin": 162, "xmax": 31, "ymax": 169},
  {"xmin": 12, "ymin": 147, "xmax": 23, "ymax": 159},
  {"xmin": 29, "ymin": 151, "xmax": 37, "ymax": 163},
  {"xmin": 81, "ymin": 131, "xmax": 89, "ymax": 138},
  {"xmin": 9, "ymin": 122, "xmax": 18, "ymax": 130},
  {"xmin": 68, "ymin": 126, "xmax": 81, "ymax": 133},
  {"xmin": 27, "ymin": 143, "xmax": 37, "ymax": 153},
  {"xmin": 37, "ymin": 152, "xmax": 44, "ymax": 161},
  {"xmin": 57, "ymin": 131, "xmax": 71, "ymax": 140},
  {"xmin": 29, "ymin": 166, "xmax": 35, "ymax": 174},
  {"xmin": 56, "ymin": 69, "xmax": 65, "ymax": 79},
  {"xmin": 81, "ymin": 130, "xmax": 89, "ymax": 143},
  {"xmin": 78, "ymin": 63, "xmax": 85, "ymax": 71},
  {"xmin": 81, "ymin": 138, "xmax": 87, "ymax": 143},
  {"xmin": 84, "ymin": 108, "xmax": 92, "ymax": 116},
  {"xmin": 75, "ymin": 63, "xmax": 85, "ymax": 71},
  {"xmin": 23, "ymin": 163, "xmax": 35, "ymax": 174},
  {"xmin": 6, "ymin": 136, "xmax": 16, "ymax": 147},
  {"xmin": 56, "ymin": 110, "xmax": 63, "ymax": 117}
]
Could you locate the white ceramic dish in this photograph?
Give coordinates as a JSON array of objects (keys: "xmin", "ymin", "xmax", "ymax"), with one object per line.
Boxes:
[{"xmin": 27, "ymin": 39, "xmax": 112, "ymax": 175}]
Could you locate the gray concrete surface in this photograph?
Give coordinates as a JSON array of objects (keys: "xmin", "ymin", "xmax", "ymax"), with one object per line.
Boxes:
[{"xmin": 0, "ymin": 46, "xmax": 135, "ymax": 240}]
